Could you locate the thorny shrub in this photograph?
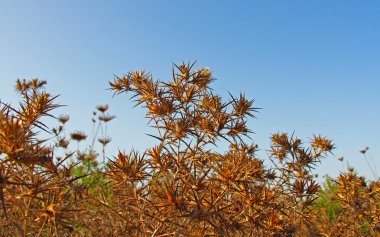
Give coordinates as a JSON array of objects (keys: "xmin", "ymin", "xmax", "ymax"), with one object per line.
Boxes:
[{"xmin": 0, "ymin": 63, "xmax": 379, "ymax": 236}]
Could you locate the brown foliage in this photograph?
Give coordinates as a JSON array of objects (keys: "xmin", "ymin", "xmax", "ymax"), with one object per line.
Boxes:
[{"xmin": 0, "ymin": 64, "xmax": 378, "ymax": 236}]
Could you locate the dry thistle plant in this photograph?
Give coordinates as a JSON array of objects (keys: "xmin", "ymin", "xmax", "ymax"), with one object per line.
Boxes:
[
  {"xmin": 0, "ymin": 65, "xmax": 378, "ymax": 236},
  {"xmin": 105, "ymin": 62, "xmax": 338, "ymax": 236},
  {"xmin": 0, "ymin": 79, "xmax": 90, "ymax": 236}
]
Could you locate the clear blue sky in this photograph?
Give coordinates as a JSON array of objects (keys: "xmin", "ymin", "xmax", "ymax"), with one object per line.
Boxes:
[{"xmin": 1, "ymin": 1, "xmax": 379, "ymax": 180}]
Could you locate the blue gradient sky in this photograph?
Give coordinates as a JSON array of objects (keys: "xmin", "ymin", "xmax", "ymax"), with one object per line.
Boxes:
[{"xmin": 1, "ymin": 1, "xmax": 379, "ymax": 180}]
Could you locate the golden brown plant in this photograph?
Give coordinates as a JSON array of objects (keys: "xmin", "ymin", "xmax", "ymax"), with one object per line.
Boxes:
[
  {"xmin": 1, "ymin": 65, "xmax": 378, "ymax": 236},
  {"xmin": 0, "ymin": 79, "xmax": 87, "ymax": 236},
  {"xmin": 105, "ymin": 62, "xmax": 337, "ymax": 236}
]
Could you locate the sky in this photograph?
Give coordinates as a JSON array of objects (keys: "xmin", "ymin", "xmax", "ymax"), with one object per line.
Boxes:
[{"xmin": 0, "ymin": 1, "xmax": 379, "ymax": 181}]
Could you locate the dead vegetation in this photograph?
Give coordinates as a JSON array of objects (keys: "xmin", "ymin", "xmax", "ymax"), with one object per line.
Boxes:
[{"xmin": 0, "ymin": 63, "xmax": 379, "ymax": 236}]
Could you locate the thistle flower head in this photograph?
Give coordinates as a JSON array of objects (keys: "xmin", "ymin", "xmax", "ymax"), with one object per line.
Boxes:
[
  {"xmin": 311, "ymin": 135, "xmax": 334, "ymax": 153},
  {"xmin": 70, "ymin": 131, "xmax": 87, "ymax": 142},
  {"xmin": 58, "ymin": 114, "xmax": 69, "ymax": 124},
  {"xmin": 360, "ymin": 147, "xmax": 369, "ymax": 154},
  {"xmin": 98, "ymin": 136, "xmax": 112, "ymax": 146},
  {"xmin": 96, "ymin": 104, "xmax": 109, "ymax": 113},
  {"xmin": 58, "ymin": 138, "xmax": 70, "ymax": 149},
  {"xmin": 98, "ymin": 115, "xmax": 116, "ymax": 122}
]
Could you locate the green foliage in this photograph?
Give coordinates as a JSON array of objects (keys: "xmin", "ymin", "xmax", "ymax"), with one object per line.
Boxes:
[
  {"xmin": 318, "ymin": 175, "xmax": 340, "ymax": 222},
  {"xmin": 70, "ymin": 150, "xmax": 111, "ymax": 199}
]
